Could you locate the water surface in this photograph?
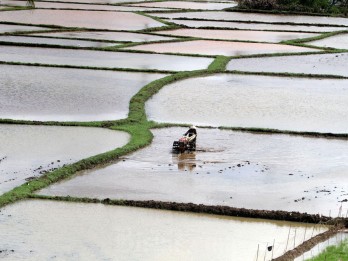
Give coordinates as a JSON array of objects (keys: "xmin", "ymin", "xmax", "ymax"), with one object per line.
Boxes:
[
  {"xmin": 156, "ymin": 28, "xmax": 318, "ymax": 43},
  {"xmin": 40, "ymin": 128, "xmax": 348, "ymax": 215},
  {"xmin": 309, "ymin": 33, "xmax": 348, "ymax": 49},
  {"xmin": 0, "ymin": 9, "xmax": 164, "ymax": 30},
  {"xmin": 146, "ymin": 74, "xmax": 348, "ymax": 133},
  {"xmin": 0, "ymin": 46, "xmax": 213, "ymax": 71},
  {"xmin": 32, "ymin": 30, "xmax": 174, "ymax": 42},
  {"xmin": 227, "ymin": 53, "xmax": 348, "ymax": 77},
  {"xmin": 0, "ymin": 24, "xmax": 49, "ymax": 33},
  {"xmin": 131, "ymin": 1, "xmax": 236, "ymax": 10},
  {"xmin": 152, "ymin": 11, "xmax": 348, "ymax": 26},
  {"xmin": 125, "ymin": 39, "xmax": 317, "ymax": 56},
  {"xmin": 0, "ymin": 35, "xmax": 117, "ymax": 47},
  {"xmin": 0, "ymin": 125, "xmax": 129, "ymax": 194},
  {"xmin": 0, "ymin": 200, "xmax": 326, "ymax": 261},
  {"xmin": 0, "ymin": 64, "xmax": 166, "ymax": 121}
]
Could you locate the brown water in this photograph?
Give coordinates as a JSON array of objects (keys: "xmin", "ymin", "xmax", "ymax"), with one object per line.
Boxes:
[
  {"xmin": 0, "ymin": 124, "xmax": 129, "ymax": 194},
  {"xmin": 146, "ymin": 74, "xmax": 348, "ymax": 133},
  {"xmin": 1, "ymin": 0, "xmax": 171, "ymax": 11},
  {"xmin": 0, "ymin": 46, "xmax": 213, "ymax": 71},
  {"xmin": 125, "ymin": 39, "xmax": 317, "ymax": 56},
  {"xmin": 0, "ymin": 64, "xmax": 166, "ymax": 121},
  {"xmin": 309, "ymin": 33, "xmax": 348, "ymax": 50},
  {"xmin": 0, "ymin": 24, "xmax": 49, "ymax": 33},
  {"xmin": 130, "ymin": 1, "xmax": 236, "ymax": 10},
  {"xmin": 40, "ymin": 128, "xmax": 348, "ymax": 216},
  {"xmin": 152, "ymin": 11, "xmax": 348, "ymax": 26},
  {"xmin": 227, "ymin": 53, "xmax": 348, "ymax": 77},
  {"xmin": 0, "ymin": 35, "xmax": 117, "ymax": 47},
  {"xmin": 0, "ymin": 9, "xmax": 164, "ymax": 30},
  {"xmin": 165, "ymin": 19, "xmax": 348, "ymax": 32},
  {"xmin": 156, "ymin": 28, "xmax": 318, "ymax": 43},
  {"xmin": 0, "ymin": 200, "xmax": 326, "ymax": 260},
  {"xmin": 32, "ymin": 30, "xmax": 174, "ymax": 42}
]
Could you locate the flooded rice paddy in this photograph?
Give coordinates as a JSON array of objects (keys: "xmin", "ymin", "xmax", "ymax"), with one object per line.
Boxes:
[
  {"xmin": 227, "ymin": 53, "xmax": 348, "ymax": 77},
  {"xmin": 152, "ymin": 11, "xmax": 348, "ymax": 26},
  {"xmin": 0, "ymin": 24, "xmax": 49, "ymax": 33},
  {"xmin": 0, "ymin": 10, "xmax": 164, "ymax": 30},
  {"xmin": 0, "ymin": 64, "xmax": 166, "ymax": 121},
  {"xmin": 0, "ymin": 200, "xmax": 326, "ymax": 261},
  {"xmin": 0, "ymin": 35, "xmax": 117, "ymax": 48},
  {"xmin": 146, "ymin": 74, "xmax": 348, "ymax": 133},
  {"xmin": 165, "ymin": 19, "xmax": 348, "ymax": 32},
  {"xmin": 40, "ymin": 127, "xmax": 348, "ymax": 216},
  {"xmin": 0, "ymin": 46, "xmax": 213, "ymax": 71},
  {"xmin": 130, "ymin": 1, "xmax": 236, "ymax": 10},
  {"xmin": 308, "ymin": 33, "xmax": 348, "ymax": 50},
  {"xmin": 156, "ymin": 28, "xmax": 318, "ymax": 43},
  {"xmin": 32, "ymin": 30, "xmax": 174, "ymax": 42},
  {"xmin": 125, "ymin": 39, "xmax": 317, "ymax": 56},
  {"xmin": 40, "ymin": 0, "xmax": 157, "ymax": 3},
  {"xmin": 0, "ymin": 124, "xmax": 129, "ymax": 194}
]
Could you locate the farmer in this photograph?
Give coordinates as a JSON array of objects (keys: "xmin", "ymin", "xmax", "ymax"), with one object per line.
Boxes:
[{"xmin": 184, "ymin": 125, "xmax": 197, "ymax": 145}]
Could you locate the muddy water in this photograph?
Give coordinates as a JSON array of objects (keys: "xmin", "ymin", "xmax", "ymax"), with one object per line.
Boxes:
[
  {"xmin": 125, "ymin": 39, "xmax": 317, "ymax": 56},
  {"xmin": 227, "ymin": 53, "xmax": 348, "ymax": 77},
  {"xmin": 41, "ymin": 0, "xmax": 155, "ymax": 3},
  {"xmin": 295, "ymin": 233, "xmax": 348, "ymax": 260},
  {"xmin": 152, "ymin": 11, "xmax": 348, "ymax": 26},
  {"xmin": 166, "ymin": 19, "xmax": 347, "ymax": 32},
  {"xmin": 146, "ymin": 74, "xmax": 348, "ymax": 133},
  {"xmin": 130, "ymin": 1, "xmax": 236, "ymax": 10},
  {"xmin": 309, "ymin": 33, "xmax": 348, "ymax": 50},
  {"xmin": 0, "ymin": 65, "xmax": 166, "ymax": 121},
  {"xmin": 32, "ymin": 30, "xmax": 174, "ymax": 42},
  {"xmin": 0, "ymin": 46, "xmax": 213, "ymax": 71},
  {"xmin": 40, "ymin": 128, "xmax": 348, "ymax": 215},
  {"xmin": 0, "ymin": 124, "xmax": 129, "ymax": 194},
  {"xmin": 156, "ymin": 28, "xmax": 318, "ymax": 43},
  {"xmin": 0, "ymin": 35, "xmax": 117, "ymax": 48},
  {"xmin": 0, "ymin": 0, "xmax": 170, "ymax": 11},
  {"xmin": 0, "ymin": 9, "xmax": 164, "ymax": 30},
  {"xmin": 0, "ymin": 200, "xmax": 326, "ymax": 260},
  {"xmin": 0, "ymin": 24, "xmax": 49, "ymax": 33}
]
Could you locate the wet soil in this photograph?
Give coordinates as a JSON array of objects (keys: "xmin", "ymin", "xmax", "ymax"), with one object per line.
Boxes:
[
  {"xmin": 40, "ymin": 128, "xmax": 348, "ymax": 216},
  {"xmin": 0, "ymin": 124, "xmax": 129, "ymax": 194}
]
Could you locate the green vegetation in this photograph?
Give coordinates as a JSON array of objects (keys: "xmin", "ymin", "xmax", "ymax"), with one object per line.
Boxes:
[
  {"xmin": 236, "ymin": 0, "xmax": 348, "ymax": 16},
  {"xmin": 306, "ymin": 239, "xmax": 348, "ymax": 260}
]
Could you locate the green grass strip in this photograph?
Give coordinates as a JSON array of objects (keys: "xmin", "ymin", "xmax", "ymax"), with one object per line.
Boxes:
[{"xmin": 305, "ymin": 239, "xmax": 348, "ymax": 261}]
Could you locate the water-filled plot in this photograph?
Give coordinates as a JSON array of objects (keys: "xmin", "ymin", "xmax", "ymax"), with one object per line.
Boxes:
[
  {"xmin": 0, "ymin": 65, "xmax": 166, "ymax": 121},
  {"xmin": 0, "ymin": 9, "xmax": 164, "ymax": 30},
  {"xmin": 0, "ymin": 46, "xmax": 213, "ymax": 71},
  {"xmin": 152, "ymin": 11, "xmax": 348, "ymax": 26},
  {"xmin": 40, "ymin": 128, "xmax": 348, "ymax": 215},
  {"xmin": 166, "ymin": 19, "xmax": 348, "ymax": 32},
  {"xmin": 227, "ymin": 53, "xmax": 348, "ymax": 77},
  {"xmin": 156, "ymin": 28, "xmax": 318, "ymax": 43},
  {"xmin": 130, "ymin": 1, "xmax": 236, "ymax": 10},
  {"xmin": 308, "ymin": 33, "xmax": 348, "ymax": 50},
  {"xmin": 0, "ymin": 24, "xmax": 50, "ymax": 33},
  {"xmin": 0, "ymin": 124, "xmax": 129, "ymax": 194},
  {"xmin": 40, "ymin": 0, "xmax": 157, "ymax": 3},
  {"xmin": 0, "ymin": 0, "xmax": 170, "ymax": 11},
  {"xmin": 32, "ymin": 30, "xmax": 174, "ymax": 43},
  {"xmin": 125, "ymin": 39, "xmax": 317, "ymax": 56},
  {"xmin": 0, "ymin": 200, "xmax": 326, "ymax": 260},
  {"xmin": 0, "ymin": 35, "xmax": 117, "ymax": 48},
  {"xmin": 146, "ymin": 74, "xmax": 348, "ymax": 133}
]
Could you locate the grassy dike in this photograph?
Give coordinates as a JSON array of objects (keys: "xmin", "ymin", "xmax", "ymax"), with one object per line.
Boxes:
[{"xmin": 0, "ymin": 55, "xmax": 229, "ymax": 209}]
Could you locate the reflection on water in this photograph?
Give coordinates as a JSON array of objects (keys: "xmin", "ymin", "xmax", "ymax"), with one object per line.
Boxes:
[
  {"xmin": 0, "ymin": 124, "xmax": 129, "ymax": 194},
  {"xmin": 172, "ymin": 152, "xmax": 197, "ymax": 172},
  {"xmin": 0, "ymin": 200, "xmax": 327, "ymax": 261},
  {"xmin": 40, "ymin": 128, "xmax": 348, "ymax": 215}
]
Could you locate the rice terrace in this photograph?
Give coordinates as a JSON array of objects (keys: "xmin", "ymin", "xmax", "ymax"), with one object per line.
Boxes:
[{"xmin": 0, "ymin": 0, "xmax": 348, "ymax": 259}]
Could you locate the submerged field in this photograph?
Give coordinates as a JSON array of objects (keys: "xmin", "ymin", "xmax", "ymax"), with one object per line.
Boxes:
[{"xmin": 1, "ymin": 0, "xmax": 348, "ymax": 260}]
